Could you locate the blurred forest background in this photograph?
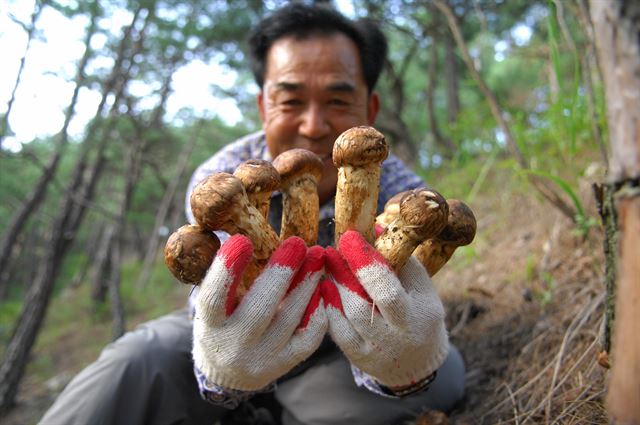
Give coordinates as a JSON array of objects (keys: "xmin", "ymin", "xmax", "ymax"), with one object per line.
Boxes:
[{"xmin": 0, "ymin": 0, "xmax": 626, "ymax": 423}]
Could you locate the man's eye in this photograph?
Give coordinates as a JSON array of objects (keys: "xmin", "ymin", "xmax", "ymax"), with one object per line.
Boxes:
[
  {"xmin": 329, "ymin": 99, "xmax": 349, "ymax": 106},
  {"xmin": 282, "ymin": 99, "xmax": 303, "ymax": 106}
]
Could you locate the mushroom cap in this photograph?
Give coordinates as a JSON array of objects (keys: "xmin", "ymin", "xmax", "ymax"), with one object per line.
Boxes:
[
  {"xmin": 332, "ymin": 126, "xmax": 389, "ymax": 167},
  {"xmin": 190, "ymin": 172, "xmax": 245, "ymax": 230},
  {"xmin": 164, "ymin": 224, "xmax": 220, "ymax": 285},
  {"xmin": 399, "ymin": 188, "xmax": 449, "ymax": 239},
  {"xmin": 438, "ymin": 199, "xmax": 477, "ymax": 245},
  {"xmin": 383, "ymin": 184, "xmax": 435, "ymax": 216},
  {"xmin": 272, "ymin": 148, "xmax": 323, "ymax": 184},
  {"xmin": 234, "ymin": 159, "xmax": 281, "ymax": 194}
]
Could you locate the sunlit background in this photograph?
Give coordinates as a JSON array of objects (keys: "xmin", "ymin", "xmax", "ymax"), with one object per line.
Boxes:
[{"xmin": 1, "ymin": 0, "xmax": 533, "ymax": 153}]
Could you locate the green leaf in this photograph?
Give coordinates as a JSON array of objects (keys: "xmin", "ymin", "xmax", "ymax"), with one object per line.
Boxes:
[{"xmin": 522, "ymin": 168, "xmax": 585, "ymax": 219}]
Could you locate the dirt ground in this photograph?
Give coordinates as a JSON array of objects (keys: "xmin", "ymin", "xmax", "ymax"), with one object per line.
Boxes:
[
  {"xmin": 433, "ymin": 181, "xmax": 609, "ymax": 424},
  {"xmin": 3, "ymin": 174, "xmax": 610, "ymax": 425}
]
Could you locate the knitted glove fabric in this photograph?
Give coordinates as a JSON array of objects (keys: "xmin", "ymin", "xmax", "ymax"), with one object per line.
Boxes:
[
  {"xmin": 322, "ymin": 230, "xmax": 449, "ymax": 388},
  {"xmin": 193, "ymin": 234, "xmax": 327, "ymax": 391}
]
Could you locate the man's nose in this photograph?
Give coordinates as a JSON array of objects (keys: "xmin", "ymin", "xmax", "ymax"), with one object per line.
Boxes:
[{"xmin": 299, "ymin": 103, "xmax": 330, "ymax": 140}]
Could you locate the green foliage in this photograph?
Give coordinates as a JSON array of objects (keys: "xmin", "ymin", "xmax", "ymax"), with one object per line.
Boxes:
[
  {"xmin": 118, "ymin": 258, "xmax": 185, "ymax": 318},
  {"xmin": 535, "ymin": 272, "xmax": 557, "ymax": 307},
  {"xmin": 0, "ymin": 300, "xmax": 22, "ymax": 349}
]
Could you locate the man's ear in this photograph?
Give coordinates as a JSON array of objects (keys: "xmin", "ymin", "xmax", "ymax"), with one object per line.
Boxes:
[
  {"xmin": 367, "ymin": 92, "xmax": 380, "ymax": 125},
  {"xmin": 257, "ymin": 91, "xmax": 266, "ymax": 124}
]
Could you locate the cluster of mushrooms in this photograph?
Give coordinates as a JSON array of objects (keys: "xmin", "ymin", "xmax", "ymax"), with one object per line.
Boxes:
[{"xmin": 164, "ymin": 126, "xmax": 476, "ymax": 299}]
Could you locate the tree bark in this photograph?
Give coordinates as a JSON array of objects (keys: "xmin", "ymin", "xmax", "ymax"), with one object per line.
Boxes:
[
  {"xmin": 90, "ymin": 224, "xmax": 115, "ymax": 303},
  {"xmin": 108, "ymin": 233, "xmax": 125, "ymax": 340},
  {"xmin": 106, "ymin": 108, "xmax": 147, "ymax": 337},
  {"xmin": 444, "ymin": 32, "xmax": 460, "ymax": 125},
  {"xmin": 71, "ymin": 222, "xmax": 105, "ymax": 288},
  {"xmin": 590, "ymin": 1, "xmax": 640, "ymax": 423}
]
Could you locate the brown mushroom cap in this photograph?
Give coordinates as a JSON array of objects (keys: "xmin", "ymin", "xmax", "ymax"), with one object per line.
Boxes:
[
  {"xmin": 332, "ymin": 126, "xmax": 389, "ymax": 167},
  {"xmin": 437, "ymin": 199, "xmax": 476, "ymax": 246},
  {"xmin": 164, "ymin": 224, "xmax": 221, "ymax": 285},
  {"xmin": 399, "ymin": 188, "xmax": 449, "ymax": 240},
  {"xmin": 378, "ymin": 185, "xmax": 438, "ymax": 227},
  {"xmin": 272, "ymin": 149, "xmax": 323, "ymax": 184},
  {"xmin": 233, "ymin": 159, "xmax": 281, "ymax": 194},
  {"xmin": 190, "ymin": 172, "xmax": 245, "ymax": 231}
]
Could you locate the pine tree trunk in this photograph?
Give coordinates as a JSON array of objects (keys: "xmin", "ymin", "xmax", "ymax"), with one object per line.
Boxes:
[
  {"xmin": 106, "ymin": 119, "xmax": 145, "ymax": 337},
  {"xmin": 590, "ymin": 1, "xmax": 640, "ymax": 422},
  {"xmin": 109, "ymin": 236, "xmax": 125, "ymax": 340},
  {"xmin": 444, "ymin": 32, "xmax": 460, "ymax": 125},
  {"xmin": 91, "ymin": 224, "xmax": 115, "ymax": 303}
]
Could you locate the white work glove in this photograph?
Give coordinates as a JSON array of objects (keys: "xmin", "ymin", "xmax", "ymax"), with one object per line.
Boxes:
[
  {"xmin": 322, "ymin": 230, "xmax": 449, "ymax": 388},
  {"xmin": 193, "ymin": 234, "xmax": 327, "ymax": 391}
]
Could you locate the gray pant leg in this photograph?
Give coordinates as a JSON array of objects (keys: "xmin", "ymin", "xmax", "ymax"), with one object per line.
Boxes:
[
  {"xmin": 39, "ymin": 309, "xmax": 225, "ymax": 425},
  {"xmin": 277, "ymin": 345, "xmax": 465, "ymax": 425}
]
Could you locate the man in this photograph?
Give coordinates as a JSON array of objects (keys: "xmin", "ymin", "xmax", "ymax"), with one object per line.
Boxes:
[{"xmin": 40, "ymin": 4, "xmax": 465, "ymax": 425}]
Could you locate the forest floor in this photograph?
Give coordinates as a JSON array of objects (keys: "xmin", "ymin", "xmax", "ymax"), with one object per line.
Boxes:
[{"xmin": 3, "ymin": 161, "xmax": 611, "ymax": 425}]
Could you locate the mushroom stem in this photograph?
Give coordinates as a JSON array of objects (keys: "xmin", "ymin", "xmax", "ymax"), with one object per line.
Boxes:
[
  {"xmin": 374, "ymin": 188, "xmax": 448, "ymax": 271},
  {"xmin": 333, "ymin": 126, "xmax": 389, "ymax": 245},
  {"xmin": 273, "ymin": 149, "xmax": 323, "ymax": 246}
]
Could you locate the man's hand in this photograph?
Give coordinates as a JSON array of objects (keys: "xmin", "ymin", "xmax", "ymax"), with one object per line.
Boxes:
[
  {"xmin": 322, "ymin": 230, "xmax": 449, "ymax": 389},
  {"xmin": 193, "ymin": 234, "xmax": 326, "ymax": 391}
]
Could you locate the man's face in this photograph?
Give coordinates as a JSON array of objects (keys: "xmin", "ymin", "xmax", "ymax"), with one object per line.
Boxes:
[{"xmin": 258, "ymin": 33, "xmax": 379, "ymax": 204}]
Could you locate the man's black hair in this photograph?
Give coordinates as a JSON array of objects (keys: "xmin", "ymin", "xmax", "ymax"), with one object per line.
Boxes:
[{"xmin": 247, "ymin": 3, "xmax": 388, "ymax": 93}]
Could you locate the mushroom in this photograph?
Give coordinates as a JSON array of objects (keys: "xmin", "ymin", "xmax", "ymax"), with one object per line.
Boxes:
[
  {"xmin": 190, "ymin": 172, "xmax": 280, "ymax": 295},
  {"xmin": 413, "ymin": 199, "xmax": 476, "ymax": 276},
  {"xmin": 233, "ymin": 159, "xmax": 281, "ymax": 219},
  {"xmin": 377, "ymin": 194, "xmax": 477, "ymax": 276},
  {"xmin": 333, "ymin": 126, "xmax": 389, "ymax": 245},
  {"xmin": 374, "ymin": 188, "xmax": 449, "ymax": 271},
  {"xmin": 164, "ymin": 224, "xmax": 221, "ymax": 285},
  {"xmin": 272, "ymin": 149, "xmax": 323, "ymax": 246}
]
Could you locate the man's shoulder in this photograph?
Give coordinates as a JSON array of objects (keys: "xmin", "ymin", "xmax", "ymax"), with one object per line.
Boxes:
[
  {"xmin": 214, "ymin": 130, "xmax": 267, "ymax": 161},
  {"xmin": 198, "ymin": 131, "xmax": 267, "ymax": 174}
]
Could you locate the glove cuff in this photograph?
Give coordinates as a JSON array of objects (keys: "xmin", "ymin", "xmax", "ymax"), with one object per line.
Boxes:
[
  {"xmin": 192, "ymin": 341, "xmax": 274, "ymax": 391},
  {"xmin": 373, "ymin": 324, "xmax": 450, "ymax": 388}
]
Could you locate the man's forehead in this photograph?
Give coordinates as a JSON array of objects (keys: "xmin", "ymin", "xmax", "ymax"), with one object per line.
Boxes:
[{"xmin": 263, "ymin": 34, "xmax": 364, "ymax": 91}]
